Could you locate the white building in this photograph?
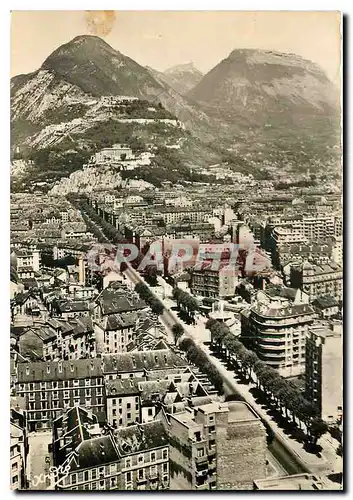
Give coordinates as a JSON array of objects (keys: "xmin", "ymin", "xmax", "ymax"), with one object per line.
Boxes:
[
  {"xmin": 15, "ymin": 249, "xmax": 40, "ymax": 272},
  {"xmin": 95, "ymin": 144, "xmax": 134, "ymax": 163},
  {"xmin": 305, "ymin": 323, "xmax": 343, "ymax": 424}
]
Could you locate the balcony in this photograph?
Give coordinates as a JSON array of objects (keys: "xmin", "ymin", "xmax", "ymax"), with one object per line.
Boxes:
[
  {"xmin": 195, "ymin": 482, "xmax": 208, "ymax": 490},
  {"xmin": 195, "ymin": 455, "xmax": 208, "ymax": 465},
  {"xmin": 195, "ymin": 467, "xmax": 208, "ymax": 477},
  {"xmin": 207, "ymin": 448, "xmax": 216, "ymax": 458},
  {"xmin": 208, "ymin": 461, "xmax": 216, "ymax": 472},
  {"xmin": 257, "ymin": 342, "xmax": 286, "ymax": 351},
  {"xmin": 258, "ymin": 350, "xmax": 286, "ymax": 359}
]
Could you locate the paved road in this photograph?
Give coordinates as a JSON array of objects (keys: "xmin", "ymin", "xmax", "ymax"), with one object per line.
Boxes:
[{"xmin": 122, "ymin": 264, "xmax": 342, "ymax": 477}]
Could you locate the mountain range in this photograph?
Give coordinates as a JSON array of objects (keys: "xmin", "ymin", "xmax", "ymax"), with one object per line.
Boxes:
[{"xmin": 11, "ymin": 35, "xmax": 340, "ymax": 181}]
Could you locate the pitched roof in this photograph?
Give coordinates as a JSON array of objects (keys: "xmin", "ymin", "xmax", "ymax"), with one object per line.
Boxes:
[
  {"xmin": 313, "ymin": 295, "xmax": 340, "ymax": 309},
  {"xmin": 57, "ymin": 300, "xmax": 89, "ymax": 313},
  {"xmin": 97, "ymin": 287, "xmax": 147, "ymax": 315},
  {"xmin": 102, "ymin": 349, "xmax": 187, "ymax": 374},
  {"xmin": 101, "ymin": 311, "xmax": 138, "ymax": 331},
  {"xmin": 115, "ymin": 421, "xmax": 168, "ymax": 456},
  {"xmin": 73, "ymin": 436, "xmax": 119, "ymax": 469},
  {"xmin": 53, "ymin": 406, "xmax": 95, "ymax": 466},
  {"xmin": 106, "ymin": 378, "xmax": 141, "ymax": 397},
  {"xmin": 17, "ymin": 359, "xmax": 103, "ymax": 382},
  {"xmin": 137, "ymin": 380, "xmax": 171, "ymax": 401},
  {"xmin": 13, "ymin": 291, "xmax": 31, "ymax": 305}
]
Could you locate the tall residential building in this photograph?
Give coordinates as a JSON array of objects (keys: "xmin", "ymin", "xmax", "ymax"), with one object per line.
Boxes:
[
  {"xmin": 266, "ymin": 213, "xmax": 342, "ymax": 244},
  {"xmin": 290, "ymin": 261, "xmax": 343, "ymax": 302},
  {"xmin": 106, "ymin": 378, "xmax": 141, "ymax": 428},
  {"xmin": 305, "ymin": 324, "xmax": 343, "ymax": 424},
  {"xmin": 160, "ymin": 401, "xmax": 267, "ymax": 491},
  {"xmin": 190, "ymin": 266, "xmax": 238, "ymax": 299},
  {"xmin": 241, "ymin": 290, "xmax": 315, "ymax": 377},
  {"xmin": 53, "ymin": 406, "xmax": 121, "ymax": 491}
]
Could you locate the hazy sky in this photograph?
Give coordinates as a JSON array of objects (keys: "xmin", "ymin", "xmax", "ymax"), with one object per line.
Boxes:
[{"xmin": 11, "ymin": 11, "xmax": 341, "ymax": 84}]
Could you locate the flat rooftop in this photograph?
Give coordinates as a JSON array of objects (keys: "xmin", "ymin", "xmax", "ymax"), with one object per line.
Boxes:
[
  {"xmin": 254, "ymin": 474, "xmax": 342, "ymax": 491},
  {"xmin": 227, "ymin": 402, "xmax": 260, "ymax": 422},
  {"xmin": 173, "ymin": 411, "xmax": 201, "ymax": 429}
]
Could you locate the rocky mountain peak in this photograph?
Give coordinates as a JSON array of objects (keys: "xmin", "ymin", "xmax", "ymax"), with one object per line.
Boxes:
[{"xmin": 164, "ymin": 62, "xmax": 202, "ymax": 76}]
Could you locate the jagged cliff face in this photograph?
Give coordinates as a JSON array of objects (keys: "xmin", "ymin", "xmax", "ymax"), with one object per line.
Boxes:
[
  {"xmin": 11, "ymin": 70, "xmax": 90, "ymax": 123},
  {"xmin": 187, "ymin": 49, "xmax": 340, "ymax": 139},
  {"xmin": 148, "ymin": 62, "xmax": 204, "ymax": 95}
]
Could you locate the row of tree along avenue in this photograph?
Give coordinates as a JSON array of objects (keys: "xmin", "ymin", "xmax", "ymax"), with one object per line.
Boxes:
[
  {"xmin": 134, "ymin": 282, "xmax": 164, "ymax": 316},
  {"xmin": 205, "ymin": 318, "xmax": 329, "ymax": 449},
  {"xmin": 172, "ymin": 287, "xmax": 199, "ymax": 324},
  {"xmin": 179, "ymin": 337, "xmax": 224, "ymax": 394}
]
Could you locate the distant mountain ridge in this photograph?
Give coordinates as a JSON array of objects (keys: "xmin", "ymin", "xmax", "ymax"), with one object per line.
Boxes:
[
  {"xmin": 147, "ymin": 62, "xmax": 203, "ymax": 95},
  {"xmin": 187, "ymin": 48, "xmax": 339, "ymax": 139}
]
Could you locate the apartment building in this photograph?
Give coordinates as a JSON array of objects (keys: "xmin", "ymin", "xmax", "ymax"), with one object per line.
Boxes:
[
  {"xmin": 93, "ymin": 285, "xmax": 147, "ymax": 321},
  {"xmin": 16, "ymin": 359, "xmax": 105, "ymax": 431},
  {"xmin": 106, "ymin": 378, "xmax": 141, "ymax": 428},
  {"xmin": 53, "ymin": 407, "xmax": 121, "ymax": 491},
  {"xmin": 266, "ymin": 213, "xmax": 342, "ymax": 242},
  {"xmin": 161, "ymin": 401, "xmax": 267, "ymax": 490},
  {"xmin": 312, "ymin": 296, "xmax": 340, "ymax": 319},
  {"xmin": 275, "ymin": 242, "xmax": 333, "ymax": 271},
  {"xmin": 115, "ymin": 421, "xmax": 169, "ymax": 490},
  {"xmin": 165, "ymin": 222, "xmax": 215, "ymax": 241},
  {"xmin": 241, "ymin": 290, "xmax": 315, "ymax": 377},
  {"xmin": 14, "ymin": 248, "xmax": 41, "ymax": 272},
  {"xmin": 305, "ymin": 324, "xmax": 343, "ymax": 424},
  {"xmin": 94, "ymin": 311, "xmax": 138, "ymax": 354},
  {"xmin": 190, "ymin": 266, "xmax": 238, "ymax": 299},
  {"xmin": 158, "ymin": 208, "xmax": 212, "ymax": 225},
  {"xmin": 42, "ymin": 317, "xmax": 96, "ymax": 361},
  {"xmin": 53, "ymin": 407, "xmax": 169, "ymax": 491},
  {"xmin": 105, "ymin": 375, "xmax": 212, "ymax": 429},
  {"xmin": 10, "ymin": 408, "xmax": 28, "ymax": 490},
  {"xmin": 290, "ymin": 261, "xmax": 343, "ymax": 302},
  {"xmin": 55, "ymin": 299, "xmax": 91, "ymax": 320},
  {"xmin": 331, "ymin": 236, "xmax": 343, "ymax": 265},
  {"xmin": 271, "ymin": 226, "xmax": 309, "ymax": 247}
]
